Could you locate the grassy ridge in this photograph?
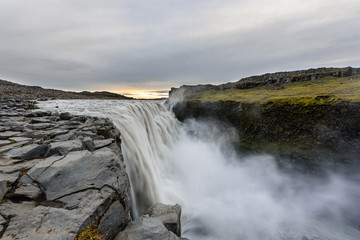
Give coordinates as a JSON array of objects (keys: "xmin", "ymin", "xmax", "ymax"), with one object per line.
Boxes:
[{"xmin": 188, "ymin": 75, "xmax": 360, "ymax": 105}]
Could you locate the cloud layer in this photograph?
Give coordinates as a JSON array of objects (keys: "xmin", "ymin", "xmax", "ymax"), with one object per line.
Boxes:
[{"xmin": 0, "ymin": 0, "xmax": 359, "ymax": 94}]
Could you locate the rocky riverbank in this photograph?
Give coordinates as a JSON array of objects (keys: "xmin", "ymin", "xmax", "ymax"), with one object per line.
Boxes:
[{"xmin": 0, "ymin": 98, "xmax": 185, "ymax": 240}]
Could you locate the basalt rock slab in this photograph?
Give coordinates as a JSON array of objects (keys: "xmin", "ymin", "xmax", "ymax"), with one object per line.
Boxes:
[
  {"xmin": 99, "ymin": 201, "xmax": 126, "ymax": 240},
  {"xmin": 48, "ymin": 139, "xmax": 83, "ymax": 156},
  {"xmin": 115, "ymin": 216, "xmax": 186, "ymax": 240},
  {"xmin": 35, "ymin": 149, "xmax": 127, "ymax": 201},
  {"xmin": 5, "ymin": 144, "xmax": 50, "ymax": 160}
]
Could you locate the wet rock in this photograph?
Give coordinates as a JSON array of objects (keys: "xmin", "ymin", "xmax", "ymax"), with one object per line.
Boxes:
[
  {"xmin": 48, "ymin": 139, "xmax": 83, "ymax": 156},
  {"xmin": 115, "ymin": 216, "xmax": 184, "ymax": 240},
  {"xmin": 146, "ymin": 203, "xmax": 182, "ymax": 237},
  {"xmin": 99, "ymin": 201, "xmax": 126, "ymax": 239},
  {"xmin": 5, "ymin": 144, "xmax": 50, "ymax": 160}
]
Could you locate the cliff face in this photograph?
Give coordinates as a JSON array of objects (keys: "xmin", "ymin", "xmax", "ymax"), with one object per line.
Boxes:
[{"xmin": 169, "ymin": 67, "xmax": 360, "ymax": 163}]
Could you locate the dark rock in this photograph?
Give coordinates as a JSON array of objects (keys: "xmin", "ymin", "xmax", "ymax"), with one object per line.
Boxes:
[
  {"xmin": 24, "ymin": 111, "xmax": 51, "ymax": 118},
  {"xmin": 81, "ymin": 137, "xmax": 94, "ymax": 152},
  {"xmin": 0, "ymin": 180, "xmax": 8, "ymax": 200},
  {"xmin": 99, "ymin": 201, "xmax": 126, "ymax": 239},
  {"xmin": 59, "ymin": 112, "xmax": 71, "ymax": 120},
  {"xmin": 5, "ymin": 144, "xmax": 50, "ymax": 160}
]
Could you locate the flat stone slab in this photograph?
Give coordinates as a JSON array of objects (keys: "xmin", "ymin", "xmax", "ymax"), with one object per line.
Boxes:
[
  {"xmin": 0, "ymin": 140, "xmax": 11, "ymax": 147},
  {"xmin": 0, "ymin": 141, "xmax": 27, "ymax": 154},
  {"xmin": 0, "ymin": 172, "xmax": 20, "ymax": 183},
  {"xmin": 5, "ymin": 144, "xmax": 50, "ymax": 160},
  {"xmin": 0, "ymin": 131, "xmax": 20, "ymax": 140},
  {"xmin": 13, "ymin": 183, "xmax": 42, "ymax": 199},
  {"xmin": 94, "ymin": 139, "xmax": 115, "ymax": 150},
  {"xmin": 26, "ymin": 123, "xmax": 55, "ymax": 130},
  {"xmin": 48, "ymin": 139, "xmax": 83, "ymax": 156},
  {"xmin": 36, "ymin": 149, "xmax": 127, "ymax": 201},
  {"xmin": 9, "ymin": 137, "xmax": 33, "ymax": 144},
  {"xmin": 0, "ymin": 158, "xmax": 42, "ymax": 174}
]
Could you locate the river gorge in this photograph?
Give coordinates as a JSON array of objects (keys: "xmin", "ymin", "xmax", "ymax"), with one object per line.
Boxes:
[{"xmin": 38, "ymin": 99, "xmax": 360, "ymax": 240}]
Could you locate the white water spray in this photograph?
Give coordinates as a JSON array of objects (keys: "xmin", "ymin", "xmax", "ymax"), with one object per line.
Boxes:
[{"xmin": 39, "ymin": 100, "xmax": 360, "ymax": 240}]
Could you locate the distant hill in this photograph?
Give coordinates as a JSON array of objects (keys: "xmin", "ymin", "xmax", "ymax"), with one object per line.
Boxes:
[
  {"xmin": 169, "ymin": 67, "xmax": 360, "ymax": 101},
  {"xmin": 0, "ymin": 79, "xmax": 133, "ymax": 100}
]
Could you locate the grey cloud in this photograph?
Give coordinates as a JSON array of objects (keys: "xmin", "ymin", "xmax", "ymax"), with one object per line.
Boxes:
[{"xmin": 0, "ymin": 0, "xmax": 359, "ymax": 91}]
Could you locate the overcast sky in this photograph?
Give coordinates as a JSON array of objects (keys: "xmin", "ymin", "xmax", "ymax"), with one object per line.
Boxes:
[{"xmin": 0, "ymin": 0, "xmax": 359, "ymax": 98}]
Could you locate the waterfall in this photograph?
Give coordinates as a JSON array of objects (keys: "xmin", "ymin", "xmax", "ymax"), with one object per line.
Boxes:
[{"xmin": 39, "ymin": 100, "xmax": 360, "ymax": 240}]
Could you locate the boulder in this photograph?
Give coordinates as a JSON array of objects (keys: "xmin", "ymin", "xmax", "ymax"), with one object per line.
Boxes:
[
  {"xmin": 5, "ymin": 144, "xmax": 50, "ymax": 160},
  {"xmin": 146, "ymin": 203, "xmax": 182, "ymax": 237},
  {"xmin": 115, "ymin": 216, "xmax": 185, "ymax": 240},
  {"xmin": 59, "ymin": 112, "xmax": 71, "ymax": 120}
]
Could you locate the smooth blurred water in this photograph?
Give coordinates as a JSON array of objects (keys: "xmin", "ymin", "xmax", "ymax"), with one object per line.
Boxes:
[{"xmin": 39, "ymin": 100, "xmax": 360, "ymax": 240}]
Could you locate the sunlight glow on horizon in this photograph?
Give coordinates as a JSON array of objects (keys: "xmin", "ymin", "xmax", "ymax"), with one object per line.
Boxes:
[{"xmin": 113, "ymin": 88, "xmax": 169, "ymax": 99}]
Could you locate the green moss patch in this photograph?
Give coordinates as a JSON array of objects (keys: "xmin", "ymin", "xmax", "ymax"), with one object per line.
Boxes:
[{"xmin": 188, "ymin": 75, "xmax": 360, "ymax": 105}]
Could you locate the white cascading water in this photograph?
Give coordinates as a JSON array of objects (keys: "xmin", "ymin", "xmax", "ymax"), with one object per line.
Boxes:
[{"xmin": 39, "ymin": 100, "xmax": 360, "ymax": 240}]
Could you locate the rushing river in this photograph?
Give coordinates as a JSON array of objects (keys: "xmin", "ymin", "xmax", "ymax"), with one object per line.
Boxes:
[{"xmin": 39, "ymin": 100, "xmax": 360, "ymax": 240}]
